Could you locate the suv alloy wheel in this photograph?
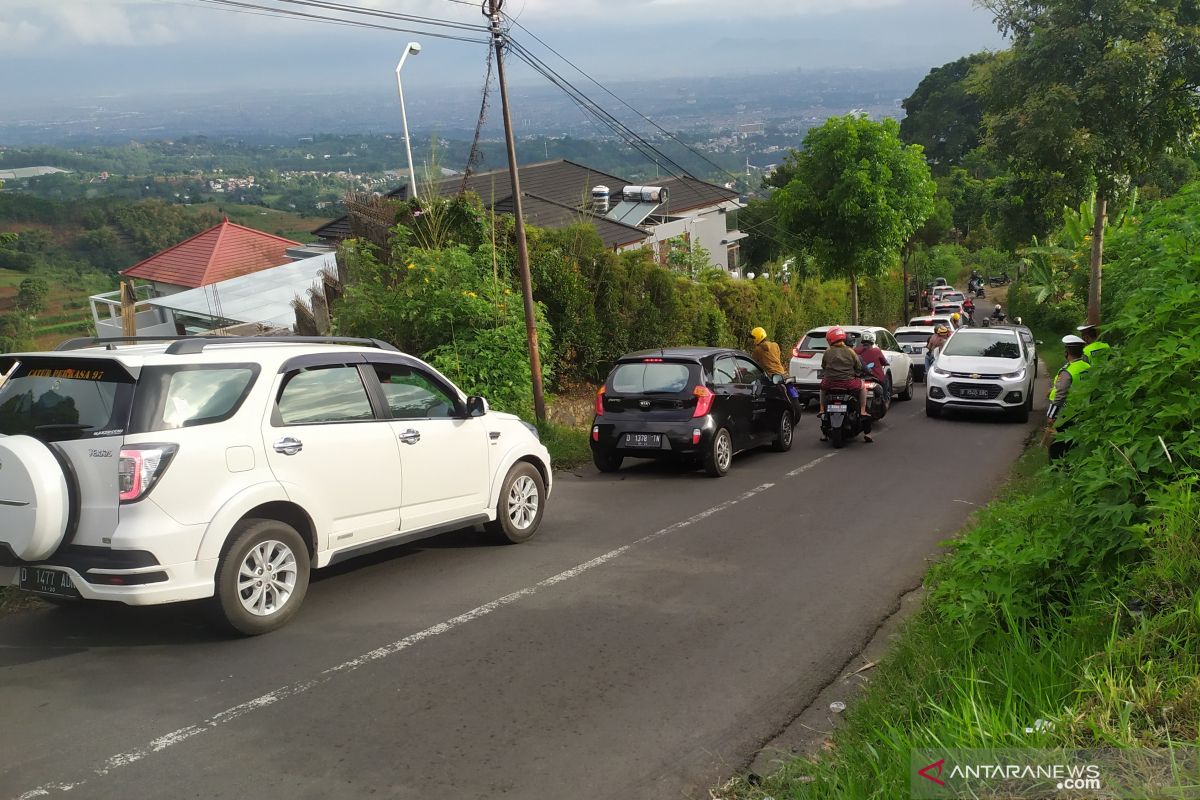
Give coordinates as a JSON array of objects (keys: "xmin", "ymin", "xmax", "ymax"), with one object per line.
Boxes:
[{"xmin": 212, "ymin": 518, "xmax": 311, "ymax": 636}]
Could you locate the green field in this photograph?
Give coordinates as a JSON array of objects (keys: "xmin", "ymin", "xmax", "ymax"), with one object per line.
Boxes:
[{"xmin": 188, "ymin": 202, "xmax": 331, "ymax": 243}]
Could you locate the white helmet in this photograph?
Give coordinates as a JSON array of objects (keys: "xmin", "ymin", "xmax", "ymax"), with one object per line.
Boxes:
[
  {"xmin": 860, "ymin": 330, "xmax": 876, "ymax": 345},
  {"xmin": 995, "ymin": 304, "xmax": 1003, "ymax": 311},
  {"xmin": 1062, "ymin": 334, "xmax": 1085, "ymax": 345}
]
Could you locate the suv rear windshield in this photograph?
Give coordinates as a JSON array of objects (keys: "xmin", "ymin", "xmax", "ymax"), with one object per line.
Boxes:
[
  {"xmin": 799, "ymin": 330, "xmax": 863, "ymax": 351},
  {"xmin": 610, "ymin": 362, "xmax": 696, "ymax": 394},
  {"xmin": 942, "ymin": 332, "xmax": 1022, "ymax": 359},
  {"xmin": 0, "ymin": 358, "xmax": 135, "ymax": 441},
  {"xmin": 895, "ymin": 331, "xmax": 930, "ymax": 344}
]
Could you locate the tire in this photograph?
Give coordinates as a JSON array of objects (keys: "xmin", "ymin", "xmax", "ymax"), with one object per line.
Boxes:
[
  {"xmin": 211, "ymin": 518, "xmax": 310, "ymax": 636},
  {"xmin": 772, "ymin": 412, "xmax": 795, "ymax": 452},
  {"xmin": 925, "ymin": 399, "xmax": 943, "ymax": 418},
  {"xmin": 830, "ymin": 427, "xmax": 845, "ymax": 448},
  {"xmin": 703, "ymin": 427, "xmax": 734, "ymax": 477},
  {"xmin": 486, "ymin": 462, "xmax": 546, "ymax": 544},
  {"xmin": 1011, "ymin": 394, "xmax": 1032, "ymax": 423},
  {"xmin": 592, "ymin": 451, "xmax": 623, "ymax": 473},
  {"xmin": 898, "ymin": 369, "xmax": 914, "ymax": 401}
]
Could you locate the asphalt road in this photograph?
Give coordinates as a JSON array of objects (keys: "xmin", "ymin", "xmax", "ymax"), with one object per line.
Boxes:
[{"xmin": 0, "ymin": 366, "xmax": 1046, "ymax": 800}]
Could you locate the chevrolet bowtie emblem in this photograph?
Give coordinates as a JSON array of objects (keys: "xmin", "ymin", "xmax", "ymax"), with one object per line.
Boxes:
[{"xmin": 970, "ymin": 373, "xmax": 981, "ymax": 379}]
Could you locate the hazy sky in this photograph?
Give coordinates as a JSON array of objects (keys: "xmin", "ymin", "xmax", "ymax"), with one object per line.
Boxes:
[{"xmin": 0, "ymin": 0, "xmax": 1005, "ymax": 107}]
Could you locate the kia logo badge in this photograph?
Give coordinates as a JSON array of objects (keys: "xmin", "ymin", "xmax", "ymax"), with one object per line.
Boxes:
[{"xmin": 640, "ymin": 400, "xmax": 651, "ymax": 408}]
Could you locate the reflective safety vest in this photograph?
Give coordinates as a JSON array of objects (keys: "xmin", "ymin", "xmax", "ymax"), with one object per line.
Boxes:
[
  {"xmin": 1049, "ymin": 358, "xmax": 1092, "ymax": 401},
  {"xmin": 1083, "ymin": 341, "xmax": 1110, "ymax": 362}
]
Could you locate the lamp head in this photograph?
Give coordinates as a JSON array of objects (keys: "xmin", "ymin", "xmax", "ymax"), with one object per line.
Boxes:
[{"xmin": 407, "ymin": 42, "xmax": 422, "ymax": 55}]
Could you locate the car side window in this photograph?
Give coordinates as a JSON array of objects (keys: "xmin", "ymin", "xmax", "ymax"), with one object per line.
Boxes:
[
  {"xmin": 369, "ymin": 364, "xmax": 459, "ymax": 420},
  {"xmin": 276, "ymin": 365, "xmax": 375, "ymax": 425},
  {"xmin": 713, "ymin": 356, "xmax": 738, "ymax": 386},
  {"xmin": 735, "ymin": 357, "xmax": 765, "ymax": 385}
]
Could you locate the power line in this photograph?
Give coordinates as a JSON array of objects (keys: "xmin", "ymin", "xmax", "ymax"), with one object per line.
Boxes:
[
  {"xmin": 505, "ymin": 16, "xmax": 742, "ymax": 184},
  {"xmin": 267, "ymin": 0, "xmax": 490, "ymax": 32},
  {"xmin": 504, "ymin": 40, "xmax": 693, "ymax": 179},
  {"xmin": 186, "ymin": 0, "xmax": 491, "ymax": 43}
]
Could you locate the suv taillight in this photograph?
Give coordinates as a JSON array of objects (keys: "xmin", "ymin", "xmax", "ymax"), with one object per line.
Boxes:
[
  {"xmin": 595, "ymin": 385, "xmax": 606, "ymax": 416},
  {"xmin": 118, "ymin": 444, "xmax": 178, "ymax": 503},
  {"xmin": 692, "ymin": 385, "xmax": 714, "ymax": 418}
]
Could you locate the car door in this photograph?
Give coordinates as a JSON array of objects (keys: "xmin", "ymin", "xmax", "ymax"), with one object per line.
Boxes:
[
  {"xmin": 877, "ymin": 330, "xmax": 908, "ymax": 387},
  {"xmin": 711, "ymin": 355, "xmax": 750, "ymax": 446},
  {"xmin": 264, "ymin": 361, "xmax": 403, "ymax": 552},
  {"xmin": 735, "ymin": 355, "xmax": 772, "ymax": 442},
  {"xmin": 363, "ymin": 360, "xmax": 490, "ymax": 533}
]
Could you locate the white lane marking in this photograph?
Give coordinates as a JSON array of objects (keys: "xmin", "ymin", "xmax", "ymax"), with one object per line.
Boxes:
[
  {"xmin": 788, "ymin": 451, "xmax": 838, "ymax": 477},
  {"xmin": 952, "ymin": 499, "xmax": 978, "ymax": 507},
  {"xmin": 13, "ymin": 458, "xmax": 840, "ymax": 799}
]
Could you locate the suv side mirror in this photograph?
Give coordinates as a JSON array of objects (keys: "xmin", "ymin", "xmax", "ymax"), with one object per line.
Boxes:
[
  {"xmin": 466, "ymin": 396, "xmax": 489, "ymax": 417},
  {"xmin": 770, "ymin": 373, "xmax": 785, "ymax": 385}
]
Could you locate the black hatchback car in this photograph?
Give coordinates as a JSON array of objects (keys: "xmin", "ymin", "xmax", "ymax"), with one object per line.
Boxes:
[{"xmin": 590, "ymin": 347, "xmax": 797, "ymax": 477}]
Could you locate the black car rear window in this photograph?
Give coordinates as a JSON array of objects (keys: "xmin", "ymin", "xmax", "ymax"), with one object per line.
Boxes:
[
  {"xmin": 610, "ymin": 362, "xmax": 695, "ymax": 394},
  {"xmin": 0, "ymin": 358, "xmax": 135, "ymax": 441}
]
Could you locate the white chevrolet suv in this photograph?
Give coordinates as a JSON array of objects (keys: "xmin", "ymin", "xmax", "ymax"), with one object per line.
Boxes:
[{"xmin": 0, "ymin": 336, "xmax": 552, "ymax": 635}]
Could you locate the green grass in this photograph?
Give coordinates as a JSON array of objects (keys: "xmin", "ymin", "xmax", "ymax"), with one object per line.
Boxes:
[
  {"xmin": 0, "ymin": 585, "xmax": 44, "ymax": 614},
  {"xmin": 538, "ymin": 420, "xmax": 591, "ymax": 470},
  {"xmin": 715, "ymin": 453, "xmax": 1200, "ymax": 800}
]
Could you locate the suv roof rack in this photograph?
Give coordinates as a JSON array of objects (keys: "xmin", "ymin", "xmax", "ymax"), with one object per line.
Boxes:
[{"xmin": 55, "ymin": 335, "xmax": 399, "ymax": 355}]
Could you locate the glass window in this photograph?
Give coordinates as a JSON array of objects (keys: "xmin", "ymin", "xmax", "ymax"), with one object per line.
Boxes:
[
  {"xmin": 942, "ymin": 332, "xmax": 1022, "ymax": 360},
  {"xmin": 277, "ymin": 366, "xmax": 374, "ymax": 425},
  {"xmin": 713, "ymin": 356, "xmax": 739, "ymax": 385},
  {"xmin": 895, "ymin": 331, "xmax": 930, "ymax": 344},
  {"xmin": 130, "ymin": 366, "xmax": 257, "ymax": 432},
  {"xmin": 736, "ymin": 357, "xmax": 765, "ymax": 384},
  {"xmin": 610, "ymin": 362, "xmax": 694, "ymax": 395},
  {"xmin": 371, "ymin": 364, "xmax": 459, "ymax": 419},
  {"xmin": 0, "ymin": 359, "xmax": 134, "ymax": 441}
]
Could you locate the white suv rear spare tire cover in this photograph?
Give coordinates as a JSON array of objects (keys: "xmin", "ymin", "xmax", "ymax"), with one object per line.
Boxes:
[{"xmin": 0, "ymin": 436, "xmax": 71, "ymax": 562}]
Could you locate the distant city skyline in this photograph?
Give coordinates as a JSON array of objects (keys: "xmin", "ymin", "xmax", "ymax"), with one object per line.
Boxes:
[{"xmin": 1, "ymin": 0, "xmax": 1005, "ymax": 114}]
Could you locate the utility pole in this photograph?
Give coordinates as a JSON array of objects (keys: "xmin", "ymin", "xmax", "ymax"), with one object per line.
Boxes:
[{"xmin": 486, "ymin": 0, "xmax": 546, "ymax": 423}]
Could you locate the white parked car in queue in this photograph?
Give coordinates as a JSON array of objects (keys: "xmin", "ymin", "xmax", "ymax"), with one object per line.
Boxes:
[{"xmin": 789, "ymin": 325, "xmax": 914, "ymax": 408}]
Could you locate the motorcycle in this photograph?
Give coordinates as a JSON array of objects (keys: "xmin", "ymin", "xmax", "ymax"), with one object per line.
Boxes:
[
  {"xmin": 988, "ymin": 273, "xmax": 1011, "ymax": 287},
  {"xmin": 820, "ymin": 377, "xmax": 886, "ymax": 448}
]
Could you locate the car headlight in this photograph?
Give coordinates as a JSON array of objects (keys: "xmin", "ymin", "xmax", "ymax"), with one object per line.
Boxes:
[
  {"xmin": 1001, "ymin": 369, "xmax": 1027, "ymax": 381},
  {"xmin": 521, "ymin": 421, "xmax": 540, "ymax": 440},
  {"xmin": 931, "ymin": 366, "xmax": 950, "ymax": 377}
]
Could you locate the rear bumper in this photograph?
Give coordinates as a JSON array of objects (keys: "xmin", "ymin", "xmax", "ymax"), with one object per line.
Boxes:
[
  {"xmin": 0, "ymin": 557, "xmax": 217, "ymax": 605},
  {"xmin": 590, "ymin": 417, "xmax": 715, "ymax": 458}
]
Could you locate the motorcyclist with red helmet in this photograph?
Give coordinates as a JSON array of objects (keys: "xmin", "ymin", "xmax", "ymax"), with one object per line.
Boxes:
[{"xmin": 819, "ymin": 326, "xmax": 869, "ymax": 419}]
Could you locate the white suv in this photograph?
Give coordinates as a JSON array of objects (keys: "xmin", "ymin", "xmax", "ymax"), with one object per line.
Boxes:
[
  {"xmin": 925, "ymin": 327, "xmax": 1035, "ymax": 422},
  {"xmin": 0, "ymin": 336, "xmax": 552, "ymax": 634}
]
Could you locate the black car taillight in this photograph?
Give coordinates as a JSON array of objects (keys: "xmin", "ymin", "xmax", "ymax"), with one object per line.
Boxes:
[{"xmin": 118, "ymin": 444, "xmax": 178, "ymax": 503}]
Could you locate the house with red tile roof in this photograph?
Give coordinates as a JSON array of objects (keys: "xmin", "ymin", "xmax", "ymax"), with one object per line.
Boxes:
[{"xmin": 121, "ymin": 219, "xmax": 301, "ymax": 295}]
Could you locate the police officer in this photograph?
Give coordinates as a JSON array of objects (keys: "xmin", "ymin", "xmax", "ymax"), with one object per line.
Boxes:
[
  {"xmin": 1042, "ymin": 334, "xmax": 1091, "ymax": 461},
  {"xmin": 1077, "ymin": 323, "xmax": 1110, "ymax": 363}
]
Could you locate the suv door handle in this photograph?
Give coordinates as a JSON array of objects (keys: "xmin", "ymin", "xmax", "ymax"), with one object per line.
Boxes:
[
  {"xmin": 273, "ymin": 436, "xmax": 303, "ymax": 456},
  {"xmin": 398, "ymin": 429, "xmax": 421, "ymax": 445}
]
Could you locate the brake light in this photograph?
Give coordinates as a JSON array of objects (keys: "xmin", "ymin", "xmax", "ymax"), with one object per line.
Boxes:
[
  {"xmin": 795, "ymin": 352, "xmax": 815, "ymax": 359},
  {"xmin": 595, "ymin": 385, "xmax": 606, "ymax": 416},
  {"xmin": 692, "ymin": 385, "xmax": 715, "ymax": 418},
  {"xmin": 592, "ymin": 425, "xmax": 600, "ymax": 442},
  {"xmin": 118, "ymin": 444, "xmax": 178, "ymax": 503},
  {"xmin": 792, "ymin": 342, "xmax": 802, "ymax": 358},
  {"xmin": 643, "ymin": 357, "xmax": 664, "ymax": 362}
]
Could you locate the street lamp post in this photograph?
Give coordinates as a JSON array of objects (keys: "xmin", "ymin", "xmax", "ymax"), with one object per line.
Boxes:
[{"xmin": 395, "ymin": 41, "xmax": 421, "ymax": 200}]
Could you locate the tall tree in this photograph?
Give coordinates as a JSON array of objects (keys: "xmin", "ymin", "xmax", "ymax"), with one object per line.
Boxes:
[
  {"xmin": 901, "ymin": 53, "xmax": 996, "ymax": 175},
  {"xmin": 975, "ymin": 0, "xmax": 1200, "ymax": 324},
  {"xmin": 772, "ymin": 115, "xmax": 936, "ymax": 323}
]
